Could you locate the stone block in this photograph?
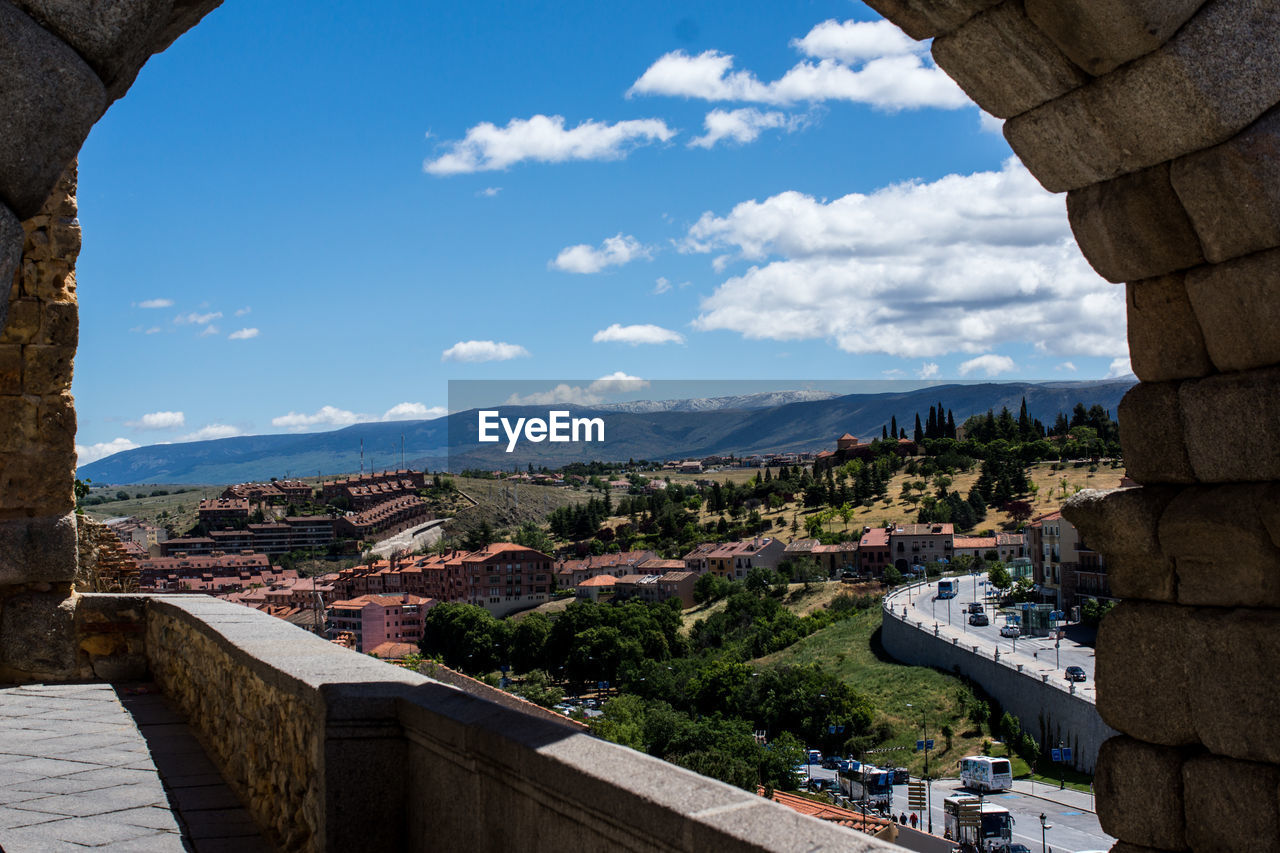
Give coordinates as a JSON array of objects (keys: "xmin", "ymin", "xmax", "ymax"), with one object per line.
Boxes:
[
  {"xmin": 1024, "ymin": 0, "xmax": 1206, "ymax": 76},
  {"xmin": 1185, "ymin": 248, "xmax": 1280, "ymax": 372},
  {"xmin": 1186, "ymin": 608, "xmax": 1280, "ymax": 764},
  {"xmin": 0, "ymin": 587, "xmax": 79, "ymax": 680},
  {"xmin": 1005, "ymin": 0, "xmax": 1280, "ymax": 192},
  {"xmin": 0, "ymin": 395, "xmax": 40, "ymax": 450},
  {"xmin": 14, "ymin": 0, "xmax": 173, "ymax": 99},
  {"xmin": 1117, "ymin": 382, "xmax": 1196, "ymax": 485},
  {"xmin": 1172, "ymin": 105, "xmax": 1280, "ymax": 263},
  {"xmin": 1180, "ymin": 366, "xmax": 1280, "ymax": 482},
  {"xmin": 1110, "ymin": 845, "xmax": 1173, "ymax": 853},
  {"xmin": 38, "ymin": 391, "xmax": 76, "ymax": 454},
  {"xmin": 0, "ymin": 204, "xmax": 19, "ymax": 332},
  {"xmin": 931, "ymin": 0, "xmax": 1089, "ymax": 119},
  {"xmin": 1126, "ymin": 275, "xmax": 1214, "ymax": 382},
  {"xmin": 0, "ymin": 513, "xmax": 77, "ymax": 584},
  {"xmin": 1096, "ymin": 602, "xmax": 1197, "ymax": 744},
  {"xmin": 1095, "ymin": 737, "xmax": 1186, "ymax": 849},
  {"xmin": 862, "ymin": 0, "xmax": 1001, "ymax": 39},
  {"xmin": 0, "ymin": 3, "xmax": 106, "ymax": 219},
  {"xmin": 21, "ymin": 343, "xmax": 74, "ymax": 392},
  {"xmin": 1067, "ymin": 164, "xmax": 1205, "ymax": 283},
  {"xmin": 1, "ymin": 298, "xmax": 42, "ymax": 344},
  {"xmin": 1160, "ymin": 485, "xmax": 1280, "ymax": 607},
  {"xmin": 1063, "ymin": 486, "xmax": 1178, "ymax": 601},
  {"xmin": 0, "ymin": 343, "xmax": 21, "ymax": 395},
  {"xmin": 37, "ymin": 299, "xmax": 76, "ymax": 347},
  {"xmin": 1183, "ymin": 755, "xmax": 1280, "ymax": 853},
  {"xmin": 0, "ymin": 450, "xmax": 76, "ymax": 515}
]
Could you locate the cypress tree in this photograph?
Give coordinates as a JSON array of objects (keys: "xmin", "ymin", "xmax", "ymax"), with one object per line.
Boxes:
[
  {"xmin": 890, "ymin": 415, "xmax": 898, "ymax": 440},
  {"xmin": 914, "ymin": 414, "xmax": 924, "ymax": 444},
  {"xmin": 946, "ymin": 409, "xmax": 956, "ymax": 439},
  {"xmin": 927, "ymin": 406, "xmax": 938, "ymax": 440},
  {"xmin": 882, "ymin": 425, "xmax": 889, "ymax": 440}
]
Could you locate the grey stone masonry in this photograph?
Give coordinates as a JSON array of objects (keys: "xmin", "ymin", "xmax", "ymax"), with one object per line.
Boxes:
[
  {"xmin": 860, "ymin": 0, "xmax": 1000, "ymax": 40},
  {"xmin": 1024, "ymin": 0, "xmax": 1207, "ymax": 76},
  {"xmin": 931, "ymin": 0, "xmax": 1090, "ymax": 119},
  {"xmin": 0, "ymin": 2, "xmax": 105, "ymax": 219},
  {"xmin": 1006, "ymin": 0, "xmax": 1280, "ymax": 192},
  {"xmin": 1185, "ymin": 247, "xmax": 1280, "ymax": 372},
  {"xmin": 0, "ymin": 203, "xmax": 19, "ymax": 330},
  {"xmin": 1125, "ymin": 275, "xmax": 1215, "ymax": 383}
]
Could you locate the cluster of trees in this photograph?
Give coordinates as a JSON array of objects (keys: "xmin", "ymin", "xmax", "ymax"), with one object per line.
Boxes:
[
  {"xmin": 418, "ymin": 576, "xmax": 881, "ymax": 792},
  {"xmin": 546, "ymin": 494, "xmax": 613, "ymax": 541}
]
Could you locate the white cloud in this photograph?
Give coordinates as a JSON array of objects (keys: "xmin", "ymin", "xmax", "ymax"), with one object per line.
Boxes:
[
  {"xmin": 180, "ymin": 424, "xmax": 243, "ymax": 442},
  {"xmin": 228, "ymin": 327, "xmax": 259, "ymax": 340},
  {"xmin": 589, "ymin": 372, "xmax": 648, "ymax": 394},
  {"xmin": 144, "ymin": 327, "xmax": 160, "ymax": 335},
  {"xmin": 958, "ymin": 354, "xmax": 1017, "ymax": 377},
  {"xmin": 1057, "ymin": 361, "xmax": 1078, "ymax": 372},
  {"xmin": 441, "ymin": 340, "xmax": 531, "ymax": 363},
  {"xmin": 271, "ymin": 406, "xmax": 362, "ymax": 431},
  {"xmin": 175, "ymin": 311, "xmax": 221, "ymax": 325},
  {"xmin": 628, "ymin": 44, "xmax": 967, "ymax": 111},
  {"xmin": 128, "ymin": 411, "xmax": 185, "ymax": 430},
  {"xmin": 689, "ymin": 108, "xmax": 805, "ymax": 149},
  {"xmin": 76, "ymin": 438, "xmax": 139, "ymax": 465},
  {"xmin": 551, "ymin": 234, "xmax": 652, "ymax": 274},
  {"xmin": 381, "ymin": 402, "xmax": 447, "ymax": 421},
  {"xmin": 198, "ymin": 325, "xmax": 220, "ymax": 337},
  {"xmin": 654, "ymin": 276, "xmax": 672, "ymax": 294},
  {"xmin": 979, "ymin": 111, "xmax": 1004, "ymax": 134},
  {"xmin": 917, "ymin": 362, "xmax": 939, "ymax": 379},
  {"xmin": 503, "ymin": 373, "xmax": 649, "ymax": 406},
  {"xmin": 478, "ymin": 187, "xmax": 502, "ymax": 197},
  {"xmin": 790, "ymin": 19, "xmax": 920, "ymax": 63},
  {"xmin": 138, "ymin": 298, "xmax": 173, "ymax": 309},
  {"xmin": 689, "ymin": 158, "xmax": 1127, "ymax": 360},
  {"xmin": 425, "ymin": 114, "xmax": 676, "ymax": 175},
  {"xmin": 592, "ymin": 323, "xmax": 685, "ymax": 346},
  {"xmin": 1105, "ymin": 356, "xmax": 1136, "ymax": 379},
  {"xmin": 234, "ymin": 306, "xmax": 252, "ymax": 316}
]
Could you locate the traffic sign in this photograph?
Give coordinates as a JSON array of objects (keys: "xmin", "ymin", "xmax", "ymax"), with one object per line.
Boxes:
[
  {"xmin": 1051, "ymin": 748, "xmax": 1062, "ymax": 762},
  {"xmin": 926, "ymin": 739, "xmax": 934, "ymax": 750},
  {"xmin": 959, "ymin": 802, "xmax": 982, "ymax": 828},
  {"xmin": 916, "ymin": 740, "xmax": 925, "ymax": 751},
  {"xmin": 1062, "ymin": 747, "xmax": 1073, "ymax": 762},
  {"xmin": 907, "ymin": 781, "xmax": 926, "ymax": 809}
]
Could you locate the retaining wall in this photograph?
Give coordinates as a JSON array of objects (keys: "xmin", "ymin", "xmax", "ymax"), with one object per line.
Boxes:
[{"xmin": 880, "ymin": 591, "xmax": 1115, "ymax": 773}]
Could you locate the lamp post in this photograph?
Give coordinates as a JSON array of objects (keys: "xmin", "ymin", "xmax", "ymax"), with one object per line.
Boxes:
[
  {"xmin": 906, "ymin": 702, "xmax": 933, "ymax": 834},
  {"xmin": 1039, "ymin": 812, "xmax": 1051, "ymax": 853}
]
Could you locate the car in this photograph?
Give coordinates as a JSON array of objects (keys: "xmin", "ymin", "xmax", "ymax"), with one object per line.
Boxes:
[
  {"xmin": 1000, "ymin": 624, "xmax": 1020, "ymax": 638},
  {"xmin": 968, "ymin": 612, "xmax": 989, "ymax": 626},
  {"xmin": 967, "ymin": 602, "xmax": 984, "ymax": 614},
  {"xmin": 1065, "ymin": 665, "xmax": 1087, "ymax": 682},
  {"xmin": 822, "ymin": 756, "xmax": 841, "ymax": 769}
]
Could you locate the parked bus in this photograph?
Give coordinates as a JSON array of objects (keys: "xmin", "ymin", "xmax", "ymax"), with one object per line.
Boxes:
[
  {"xmin": 960, "ymin": 756, "xmax": 1013, "ymax": 792},
  {"xmin": 943, "ymin": 795, "xmax": 1014, "ymax": 852},
  {"xmin": 937, "ymin": 579, "xmax": 957, "ymax": 599},
  {"xmin": 838, "ymin": 763, "xmax": 894, "ymax": 812}
]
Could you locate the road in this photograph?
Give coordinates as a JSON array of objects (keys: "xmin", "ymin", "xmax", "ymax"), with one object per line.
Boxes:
[
  {"xmin": 887, "ymin": 778, "xmax": 1112, "ymax": 853},
  {"xmin": 367, "ymin": 517, "xmax": 450, "ymax": 558},
  {"xmin": 894, "ymin": 574, "xmax": 1096, "ymax": 699}
]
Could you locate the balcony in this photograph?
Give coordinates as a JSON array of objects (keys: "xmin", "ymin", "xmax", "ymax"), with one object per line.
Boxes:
[{"xmin": 2, "ymin": 594, "xmax": 894, "ymax": 853}]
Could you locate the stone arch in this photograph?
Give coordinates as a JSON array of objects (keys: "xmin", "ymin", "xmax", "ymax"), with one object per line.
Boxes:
[{"xmin": 0, "ymin": 1, "xmax": 1277, "ymax": 850}]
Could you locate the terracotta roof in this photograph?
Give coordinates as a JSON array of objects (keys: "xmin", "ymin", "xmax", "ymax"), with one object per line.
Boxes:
[
  {"xmin": 577, "ymin": 575, "xmax": 618, "ymax": 587},
  {"xmin": 954, "ymin": 536, "xmax": 996, "ymax": 549},
  {"xmin": 859, "ymin": 528, "xmax": 889, "ymax": 547},
  {"xmin": 758, "ymin": 787, "xmax": 894, "ymax": 834},
  {"xmin": 838, "ymin": 433, "xmax": 856, "ymax": 441},
  {"xmin": 367, "ymin": 642, "xmax": 420, "ymax": 659}
]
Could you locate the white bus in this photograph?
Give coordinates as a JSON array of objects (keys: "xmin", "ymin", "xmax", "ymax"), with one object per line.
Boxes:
[{"xmin": 960, "ymin": 756, "xmax": 1013, "ymax": 792}]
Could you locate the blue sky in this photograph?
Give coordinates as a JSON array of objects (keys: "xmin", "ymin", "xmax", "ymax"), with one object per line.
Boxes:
[{"xmin": 72, "ymin": 0, "xmax": 1129, "ymax": 463}]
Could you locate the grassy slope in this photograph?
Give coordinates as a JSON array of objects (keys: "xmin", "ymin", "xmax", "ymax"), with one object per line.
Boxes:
[{"xmin": 756, "ymin": 606, "xmax": 993, "ymax": 777}]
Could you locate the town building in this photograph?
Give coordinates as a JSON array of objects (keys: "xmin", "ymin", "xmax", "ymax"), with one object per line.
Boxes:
[
  {"xmin": 327, "ymin": 593, "xmax": 435, "ymax": 654},
  {"xmin": 888, "ymin": 523, "xmax": 954, "ymax": 573},
  {"xmin": 197, "ymin": 498, "xmax": 249, "ymax": 526},
  {"xmin": 856, "ymin": 527, "xmax": 890, "ymax": 575},
  {"xmin": 1027, "ymin": 510, "xmax": 1111, "ymax": 612},
  {"xmin": 554, "ymin": 550, "xmax": 657, "ymax": 588}
]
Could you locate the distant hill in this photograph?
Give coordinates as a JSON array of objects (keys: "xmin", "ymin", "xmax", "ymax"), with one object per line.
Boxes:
[{"xmin": 78, "ymin": 380, "xmax": 1135, "ymax": 485}]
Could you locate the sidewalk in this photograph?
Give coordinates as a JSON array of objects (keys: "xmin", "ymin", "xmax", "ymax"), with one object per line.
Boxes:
[{"xmin": 1010, "ymin": 778, "xmax": 1096, "ymax": 813}]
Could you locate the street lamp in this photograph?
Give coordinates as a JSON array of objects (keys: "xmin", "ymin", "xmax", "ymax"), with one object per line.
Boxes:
[{"xmin": 1039, "ymin": 812, "xmax": 1051, "ymax": 853}]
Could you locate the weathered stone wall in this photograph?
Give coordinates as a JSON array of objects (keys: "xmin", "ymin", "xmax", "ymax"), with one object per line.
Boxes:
[
  {"xmin": 0, "ymin": 0, "xmax": 222, "ymax": 686},
  {"xmin": 75, "ymin": 516, "xmax": 139, "ymax": 593},
  {"xmin": 863, "ymin": 1, "xmax": 1280, "ymax": 850},
  {"xmin": 138, "ymin": 595, "xmax": 899, "ymax": 853},
  {"xmin": 880, "ymin": 596, "xmax": 1116, "ymax": 773}
]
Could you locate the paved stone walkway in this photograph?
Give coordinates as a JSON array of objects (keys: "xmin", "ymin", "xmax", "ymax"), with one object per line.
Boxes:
[{"xmin": 0, "ymin": 683, "xmax": 271, "ymax": 852}]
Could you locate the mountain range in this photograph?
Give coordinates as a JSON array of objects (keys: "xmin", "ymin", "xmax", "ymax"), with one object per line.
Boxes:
[{"xmin": 78, "ymin": 380, "xmax": 1135, "ymax": 485}]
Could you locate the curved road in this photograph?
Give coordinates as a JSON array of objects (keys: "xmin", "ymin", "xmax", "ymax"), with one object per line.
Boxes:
[{"xmin": 890, "ymin": 574, "xmax": 1096, "ymax": 700}]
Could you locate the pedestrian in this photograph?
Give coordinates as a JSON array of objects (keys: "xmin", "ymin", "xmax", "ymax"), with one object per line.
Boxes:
[
  {"xmin": 910, "ymin": 812, "xmax": 918, "ymax": 829},
  {"xmin": 900, "ymin": 811, "xmax": 907, "ymax": 824}
]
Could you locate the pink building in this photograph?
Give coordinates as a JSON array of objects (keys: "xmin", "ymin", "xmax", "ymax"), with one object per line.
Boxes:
[{"xmin": 327, "ymin": 593, "xmax": 435, "ymax": 653}]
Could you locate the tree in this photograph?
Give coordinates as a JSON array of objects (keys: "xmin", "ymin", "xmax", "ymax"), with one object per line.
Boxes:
[
  {"xmin": 1004, "ymin": 500, "xmax": 1033, "ymax": 525},
  {"xmin": 988, "ymin": 562, "xmax": 1012, "ymax": 595}
]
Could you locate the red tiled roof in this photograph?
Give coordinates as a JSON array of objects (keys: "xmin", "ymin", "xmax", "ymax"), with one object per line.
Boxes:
[{"xmin": 758, "ymin": 787, "xmax": 893, "ymax": 834}]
